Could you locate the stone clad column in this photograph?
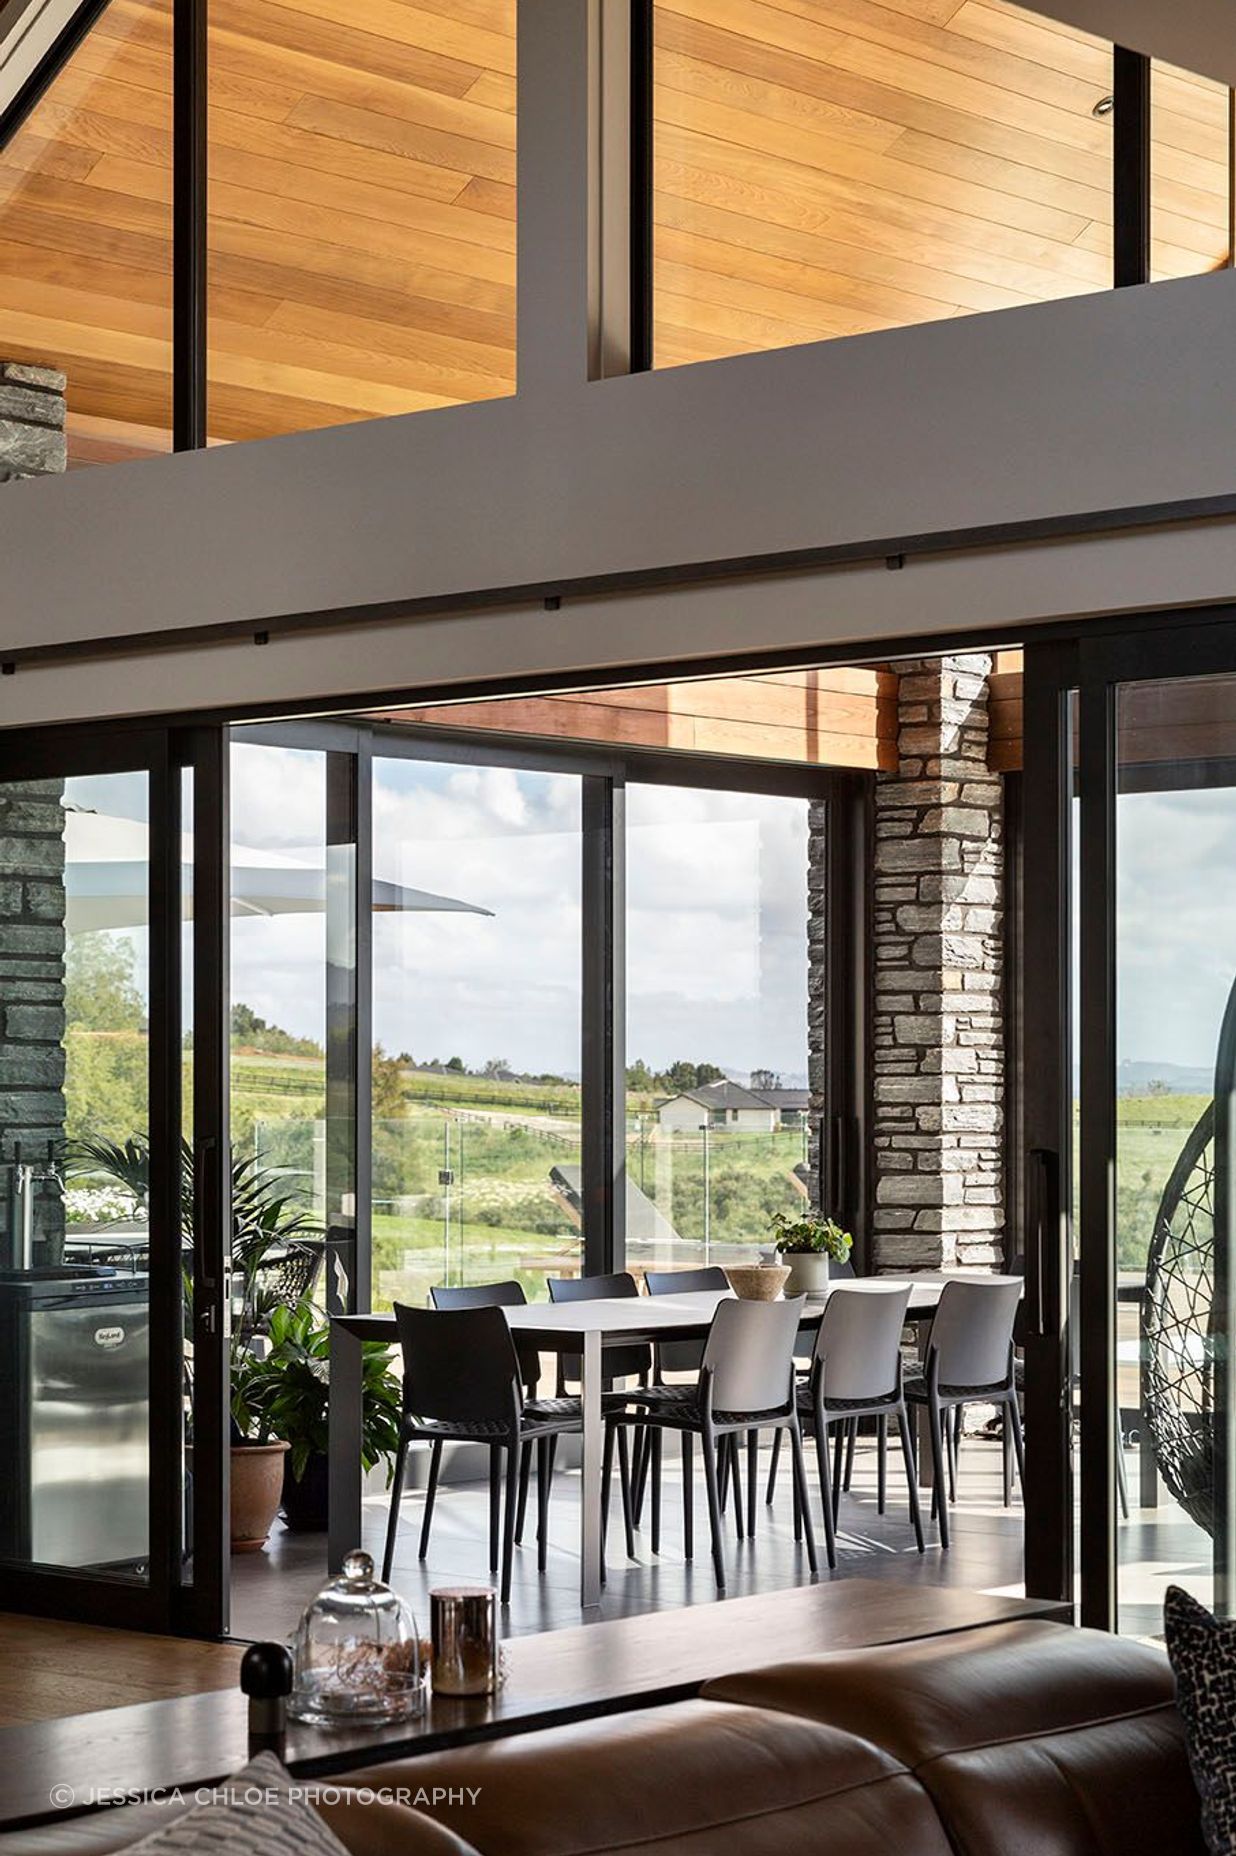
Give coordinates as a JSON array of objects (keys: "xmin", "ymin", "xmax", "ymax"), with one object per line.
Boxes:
[
  {"xmin": 0, "ymin": 782, "xmax": 68, "ymax": 1262},
  {"xmin": 0, "ymin": 361, "xmax": 67, "ymax": 480},
  {"xmin": 0, "ymin": 363, "xmax": 69, "ymax": 1256},
  {"xmin": 870, "ymin": 656, "xmax": 1005, "ymax": 1272}
]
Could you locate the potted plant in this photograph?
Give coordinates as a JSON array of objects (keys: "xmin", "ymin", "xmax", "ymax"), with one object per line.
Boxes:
[
  {"xmin": 232, "ymin": 1299, "xmax": 403, "ymax": 1534},
  {"xmin": 72, "ymin": 1134, "xmax": 329, "ymax": 1551},
  {"xmin": 771, "ymin": 1210, "xmax": 853, "ymax": 1295}
]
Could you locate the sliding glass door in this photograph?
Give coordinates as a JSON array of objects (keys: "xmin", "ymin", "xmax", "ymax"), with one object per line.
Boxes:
[
  {"xmin": 1025, "ymin": 620, "xmax": 1236, "ymax": 1633},
  {"xmin": 0, "ymin": 726, "xmax": 229, "ymax": 1633}
]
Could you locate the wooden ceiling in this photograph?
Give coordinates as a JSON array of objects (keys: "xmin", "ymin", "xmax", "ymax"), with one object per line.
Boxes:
[
  {"xmin": 0, "ymin": 0, "xmax": 1227, "ymax": 463},
  {"xmin": 653, "ymin": 0, "xmax": 1231, "ymax": 366},
  {"xmin": 371, "ymin": 665, "xmax": 900, "ymax": 770},
  {"xmin": 0, "ymin": 0, "xmax": 517, "ymax": 463}
]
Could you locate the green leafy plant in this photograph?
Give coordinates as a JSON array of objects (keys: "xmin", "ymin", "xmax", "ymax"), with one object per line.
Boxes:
[
  {"xmin": 770, "ymin": 1210, "xmax": 853, "ymax": 1262},
  {"xmin": 231, "ymin": 1299, "xmax": 402, "ymax": 1483}
]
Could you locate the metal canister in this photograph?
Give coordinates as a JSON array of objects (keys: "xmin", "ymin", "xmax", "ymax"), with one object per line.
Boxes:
[{"xmin": 430, "ymin": 1587, "xmax": 498, "ymax": 1696}]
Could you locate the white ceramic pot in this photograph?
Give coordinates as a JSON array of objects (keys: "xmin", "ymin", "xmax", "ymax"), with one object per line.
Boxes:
[{"xmin": 783, "ymin": 1252, "xmax": 830, "ymax": 1296}]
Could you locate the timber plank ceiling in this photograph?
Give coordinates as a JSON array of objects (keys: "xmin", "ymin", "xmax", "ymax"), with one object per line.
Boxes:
[{"xmin": 0, "ymin": 0, "xmax": 1227, "ymax": 465}]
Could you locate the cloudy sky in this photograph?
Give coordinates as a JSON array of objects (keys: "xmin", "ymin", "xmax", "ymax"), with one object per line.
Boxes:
[
  {"xmin": 1115, "ymin": 786, "xmax": 1236, "ymax": 1074},
  {"xmin": 62, "ymin": 758, "xmax": 1236, "ymax": 1086},
  {"xmin": 228, "ymin": 747, "xmax": 810, "ymax": 1082}
]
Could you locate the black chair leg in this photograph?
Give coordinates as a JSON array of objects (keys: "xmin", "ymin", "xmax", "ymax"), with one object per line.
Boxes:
[
  {"xmin": 536, "ymin": 1433, "xmax": 551, "ymax": 1573},
  {"xmin": 633, "ymin": 1421, "xmax": 651, "ymax": 1525},
  {"xmin": 831, "ymin": 1424, "xmax": 845, "ymax": 1525},
  {"xmin": 617, "ymin": 1425, "xmax": 637, "ymax": 1561},
  {"xmin": 600, "ymin": 1419, "xmax": 617, "ymax": 1586},
  {"xmin": 747, "ymin": 1429, "xmax": 758, "ymax": 1539},
  {"xmin": 488, "ymin": 1445, "xmax": 501, "ymax": 1573},
  {"xmin": 877, "ymin": 1414, "xmax": 887, "ymax": 1515},
  {"xmin": 718, "ymin": 1435, "xmax": 730, "ymax": 1511},
  {"xmin": 789, "ymin": 1422, "xmax": 818, "ymax": 1574},
  {"xmin": 514, "ymin": 1439, "xmax": 532, "ymax": 1545},
  {"xmin": 1008, "ymin": 1392, "xmax": 1027, "ymax": 1497},
  {"xmin": 928, "ymin": 1391, "xmax": 950, "ymax": 1550},
  {"xmin": 500, "ymin": 1442, "xmax": 519, "ymax": 1606},
  {"xmin": 650, "ymin": 1429, "xmax": 663, "ymax": 1555},
  {"xmin": 897, "ymin": 1407, "xmax": 925, "ymax": 1553},
  {"xmin": 730, "ymin": 1435, "xmax": 745, "ymax": 1541},
  {"xmin": 765, "ymin": 1427, "xmax": 782, "ymax": 1505},
  {"xmin": 843, "ymin": 1418, "xmax": 857, "ymax": 1492},
  {"xmin": 682, "ymin": 1431, "xmax": 694, "ymax": 1561},
  {"xmin": 416, "ymin": 1435, "xmax": 441, "ymax": 1564},
  {"xmin": 1002, "ymin": 1408, "xmax": 1014, "ymax": 1507},
  {"xmin": 702, "ymin": 1424, "xmax": 726, "ymax": 1590},
  {"xmin": 947, "ymin": 1406, "xmax": 959, "ymax": 1505},
  {"xmin": 812, "ymin": 1421, "xmax": 837, "ymax": 1569},
  {"xmin": 383, "ymin": 1431, "xmax": 411, "ymax": 1583}
]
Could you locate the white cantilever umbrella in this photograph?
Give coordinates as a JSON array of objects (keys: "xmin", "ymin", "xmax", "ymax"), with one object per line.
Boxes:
[{"xmin": 61, "ymin": 807, "xmax": 492, "ymax": 932}]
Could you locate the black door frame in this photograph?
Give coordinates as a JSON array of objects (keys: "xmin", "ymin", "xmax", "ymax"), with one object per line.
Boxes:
[
  {"xmin": 1024, "ymin": 611, "xmax": 1236, "ymax": 1626},
  {"xmin": 0, "ymin": 719, "xmax": 230, "ymax": 1635}
]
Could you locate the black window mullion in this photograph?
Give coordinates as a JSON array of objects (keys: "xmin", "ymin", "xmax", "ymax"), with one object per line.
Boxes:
[
  {"xmin": 173, "ymin": 0, "xmax": 207, "ymax": 450},
  {"xmin": 629, "ymin": 0, "xmax": 653, "ymax": 373},
  {"xmin": 581, "ymin": 775, "xmax": 624, "ymax": 1276},
  {"xmin": 1113, "ymin": 46, "xmax": 1151, "ymax": 291}
]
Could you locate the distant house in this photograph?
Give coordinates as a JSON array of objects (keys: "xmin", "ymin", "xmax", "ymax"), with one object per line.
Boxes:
[
  {"xmin": 755, "ymin": 1087, "xmax": 810, "ymax": 1128},
  {"xmin": 656, "ymin": 1081, "xmax": 779, "ymax": 1133}
]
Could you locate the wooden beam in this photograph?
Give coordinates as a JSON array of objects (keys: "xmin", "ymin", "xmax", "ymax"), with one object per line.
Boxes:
[{"xmin": 368, "ymin": 665, "xmax": 898, "ymax": 770}]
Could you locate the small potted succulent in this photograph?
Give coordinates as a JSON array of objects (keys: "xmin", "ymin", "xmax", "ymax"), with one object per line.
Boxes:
[{"xmin": 770, "ymin": 1210, "xmax": 853, "ymax": 1295}]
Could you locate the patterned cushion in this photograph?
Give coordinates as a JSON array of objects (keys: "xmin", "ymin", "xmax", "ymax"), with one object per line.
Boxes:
[
  {"xmin": 1165, "ymin": 1584, "xmax": 1236, "ymax": 1853},
  {"xmin": 125, "ymin": 1753, "xmax": 349, "ymax": 1854}
]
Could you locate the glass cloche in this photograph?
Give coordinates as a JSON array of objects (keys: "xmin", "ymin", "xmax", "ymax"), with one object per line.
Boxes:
[{"xmin": 288, "ymin": 1549, "xmax": 426, "ymax": 1727}]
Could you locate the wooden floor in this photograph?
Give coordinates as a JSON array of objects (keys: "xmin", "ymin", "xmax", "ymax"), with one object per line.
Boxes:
[
  {"xmin": 0, "ymin": 1616, "xmax": 243, "ymax": 1727},
  {"xmin": 0, "ymin": 1430, "xmax": 1202, "ymax": 1727}
]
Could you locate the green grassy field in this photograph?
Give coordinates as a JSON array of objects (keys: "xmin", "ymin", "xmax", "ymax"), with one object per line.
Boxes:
[{"xmin": 69, "ymin": 1036, "xmax": 1213, "ymax": 1288}]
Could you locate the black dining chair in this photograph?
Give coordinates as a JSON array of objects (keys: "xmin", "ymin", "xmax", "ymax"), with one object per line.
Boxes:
[
  {"xmin": 903, "ymin": 1277, "xmax": 1024, "ymax": 1550},
  {"xmin": 383, "ymin": 1303, "xmax": 582, "ymax": 1602},
  {"xmin": 796, "ymin": 1282, "xmax": 924, "ymax": 1568},
  {"xmin": 426, "ymin": 1279, "xmax": 549, "ymax": 1551},
  {"xmin": 603, "ymin": 1295, "xmax": 818, "ymax": 1591}
]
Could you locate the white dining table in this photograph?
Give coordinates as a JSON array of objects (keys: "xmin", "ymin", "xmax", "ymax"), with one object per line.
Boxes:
[{"xmin": 330, "ymin": 1277, "xmax": 956, "ymax": 1608}]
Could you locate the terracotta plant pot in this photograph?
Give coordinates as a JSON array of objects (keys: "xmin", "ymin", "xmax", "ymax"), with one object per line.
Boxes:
[
  {"xmin": 782, "ymin": 1252, "xmax": 830, "ymax": 1296},
  {"xmin": 231, "ymin": 1440, "xmax": 290, "ymax": 1553}
]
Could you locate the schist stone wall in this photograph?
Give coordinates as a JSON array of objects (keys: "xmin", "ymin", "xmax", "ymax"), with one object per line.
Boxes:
[
  {"xmin": 0, "ymin": 782, "xmax": 68, "ymax": 1261},
  {"xmin": 870, "ymin": 656, "xmax": 1005, "ymax": 1271},
  {"xmin": 1, "ymin": 359, "xmax": 68, "ymax": 1259},
  {"xmin": 807, "ymin": 657, "xmax": 1005, "ymax": 1272},
  {"xmin": 0, "ymin": 361, "xmax": 67, "ymax": 480}
]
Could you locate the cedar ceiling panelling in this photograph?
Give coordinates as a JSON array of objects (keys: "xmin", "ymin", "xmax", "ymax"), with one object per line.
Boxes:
[
  {"xmin": 652, "ymin": 0, "xmax": 1229, "ymax": 368},
  {"xmin": 0, "ymin": 0, "xmax": 517, "ymax": 462},
  {"xmin": 0, "ymin": 0, "xmax": 1227, "ymax": 462},
  {"xmin": 369, "ymin": 666, "xmax": 900, "ymax": 771}
]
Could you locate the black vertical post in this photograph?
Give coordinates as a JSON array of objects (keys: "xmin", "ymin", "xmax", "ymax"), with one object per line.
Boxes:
[
  {"xmin": 628, "ymin": 0, "xmax": 653, "ymax": 373},
  {"xmin": 325, "ymin": 745, "xmax": 369, "ymax": 1316},
  {"xmin": 1113, "ymin": 47, "xmax": 1151, "ymax": 291},
  {"xmin": 824, "ymin": 776, "xmax": 870, "ymax": 1264},
  {"xmin": 582, "ymin": 776, "xmax": 624, "ymax": 1277},
  {"xmin": 173, "ymin": 0, "xmax": 207, "ymax": 449},
  {"xmin": 1021, "ymin": 644, "xmax": 1077, "ymax": 1610},
  {"xmin": 1077, "ymin": 675, "xmax": 1117, "ymax": 1630},
  {"xmin": 189, "ymin": 725, "xmax": 230, "ymax": 1637},
  {"xmin": 1213, "ymin": 982, "xmax": 1236, "ymax": 1614},
  {"xmin": 148, "ymin": 737, "xmax": 182, "ymax": 1609}
]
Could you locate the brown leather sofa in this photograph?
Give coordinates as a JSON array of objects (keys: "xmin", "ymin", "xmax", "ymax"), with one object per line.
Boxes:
[{"xmin": 0, "ymin": 1620, "xmax": 1203, "ymax": 1855}]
